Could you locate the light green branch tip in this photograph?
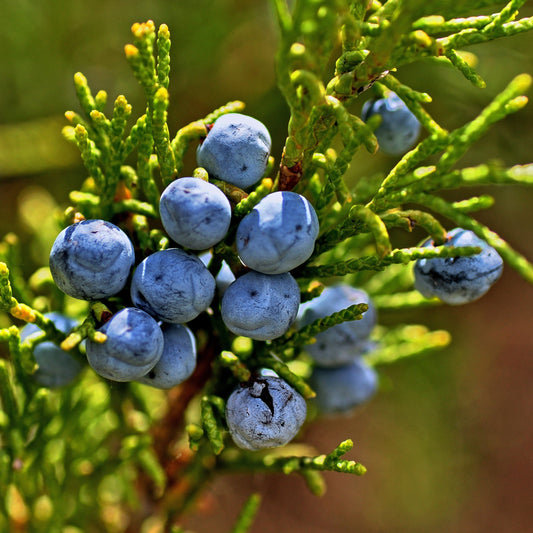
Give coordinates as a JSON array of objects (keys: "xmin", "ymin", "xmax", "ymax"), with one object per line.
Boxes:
[
  {"xmin": 0, "ymin": 262, "xmax": 13, "ymax": 308},
  {"xmin": 231, "ymin": 493, "xmax": 262, "ymax": 533},
  {"xmin": 219, "ymin": 351, "xmax": 252, "ymax": 382}
]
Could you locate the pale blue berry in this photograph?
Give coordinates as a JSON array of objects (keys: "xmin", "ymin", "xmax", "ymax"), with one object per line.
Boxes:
[
  {"xmin": 309, "ymin": 359, "xmax": 378, "ymax": 414},
  {"xmin": 221, "ymin": 271, "xmax": 300, "ymax": 340},
  {"xmin": 414, "ymin": 227, "xmax": 504, "ymax": 305},
  {"xmin": 137, "ymin": 323, "xmax": 196, "ymax": 389},
  {"xmin": 86, "ymin": 307, "xmax": 164, "ymax": 382},
  {"xmin": 49, "ymin": 219, "xmax": 135, "ymax": 300},
  {"xmin": 159, "ymin": 177, "xmax": 232, "ymax": 250},
  {"xmin": 236, "ymin": 191, "xmax": 319, "ymax": 274},
  {"xmin": 226, "ymin": 376, "xmax": 307, "ymax": 450},
  {"xmin": 196, "ymin": 113, "xmax": 271, "ymax": 189},
  {"xmin": 130, "ymin": 248, "xmax": 216, "ymax": 323},
  {"xmin": 20, "ymin": 312, "xmax": 82, "ymax": 388},
  {"xmin": 297, "ymin": 284, "xmax": 377, "ymax": 367},
  {"xmin": 362, "ymin": 92, "xmax": 421, "ymax": 155}
]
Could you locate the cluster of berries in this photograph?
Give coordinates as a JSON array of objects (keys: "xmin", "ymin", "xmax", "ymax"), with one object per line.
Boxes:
[
  {"xmin": 38, "ymin": 113, "xmax": 318, "ymax": 450},
  {"xmin": 48, "ymin": 219, "xmax": 198, "ymax": 389},
  {"xmin": 31, "ymin": 108, "xmax": 504, "ymax": 452},
  {"xmin": 221, "ymin": 189, "xmax": 319, "ymax": 340},
  {"xmin": 361, "ymin": 93, "xmax": 504, "ymax": 301}
]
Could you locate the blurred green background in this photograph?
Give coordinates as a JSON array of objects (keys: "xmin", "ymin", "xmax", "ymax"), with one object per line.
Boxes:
[{"xmin": 2, "ymin": 1, "xmax": 533, "ymax": 532}]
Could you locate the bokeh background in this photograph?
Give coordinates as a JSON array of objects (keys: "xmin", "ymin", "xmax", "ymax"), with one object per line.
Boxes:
[{"xmin": 2, "ymin": 1, "xmax": 533, "ymax": 532}]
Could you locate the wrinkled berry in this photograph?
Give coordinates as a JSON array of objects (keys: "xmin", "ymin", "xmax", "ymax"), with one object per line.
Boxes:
[{"xmin": 226, "ymin": 376, "xmax": 307, "ymax": 450}]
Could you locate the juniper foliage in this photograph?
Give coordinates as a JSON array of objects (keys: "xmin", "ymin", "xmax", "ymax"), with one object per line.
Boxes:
[{"xmin": 1, "ymin": 2, "xmax": 533, "ymax": 531}]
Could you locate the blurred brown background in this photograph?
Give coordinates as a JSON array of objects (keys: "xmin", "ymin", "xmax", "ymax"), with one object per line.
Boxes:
[{"xmin": 2, "ymin": 1, "xmax": 533, "ymax": 532}]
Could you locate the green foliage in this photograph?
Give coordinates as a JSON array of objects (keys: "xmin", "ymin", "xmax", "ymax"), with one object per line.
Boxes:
[{"xmin": 2, "ymin": 1, "xmax": 533, "ymax": 531}]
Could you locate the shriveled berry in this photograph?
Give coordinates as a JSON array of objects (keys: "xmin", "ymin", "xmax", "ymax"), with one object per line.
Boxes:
[{"xmin": 226, "ymin": 376, "xmax": 307, "ymax": 450}]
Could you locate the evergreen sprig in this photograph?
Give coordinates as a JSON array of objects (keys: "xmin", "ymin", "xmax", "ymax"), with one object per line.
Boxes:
[
  {"xmin": 2, "ymin": 1, "xmax": 533, "ymax": 531},
  {"xmin": 298, "ymin": 244, "xmax": 482, "ymax": 278},
  {"xmin": 272, "ymin": 302, "xmax": 369, "ymax": 353},
  {"xmin": 219, "ymin": 439, "xmax": 366, "ymax": 486}
]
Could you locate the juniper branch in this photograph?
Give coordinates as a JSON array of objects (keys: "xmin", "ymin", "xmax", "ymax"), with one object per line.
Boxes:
[
  {"xmin": 219, "ymin": 439, "xmax": 367, "ymax": 477},
  {"xmin": 297, "ymin": 244, "xmax": 482, "ymax": 278},
  {"xmin": 272, "ymin": 302, "xmax": 368, "ymax": 352},
  {"xmin": 413, "ymin": 193, "xmax": 533, "ymax": 283}
]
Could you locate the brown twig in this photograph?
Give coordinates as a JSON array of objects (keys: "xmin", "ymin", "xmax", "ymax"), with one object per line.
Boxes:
[{"xmin": 124, "ymin": 328, "xmax": 220, "ymax": 533}]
